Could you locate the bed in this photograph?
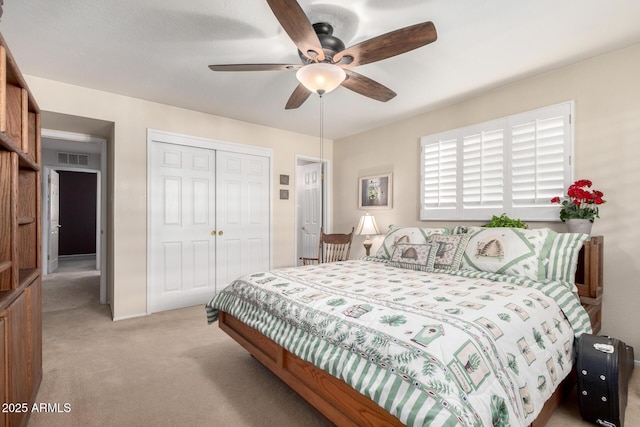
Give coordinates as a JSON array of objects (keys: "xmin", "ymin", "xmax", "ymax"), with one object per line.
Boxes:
[{"xmin": 205, "ymin": 227, "xmax": 603, "ymax": 426}]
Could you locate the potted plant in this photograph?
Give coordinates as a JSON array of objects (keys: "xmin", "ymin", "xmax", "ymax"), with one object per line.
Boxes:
[
  {"xmin": 483, "ymin": 213, "xmax": 527, "ymax": 229},
  {"xmin": 551, "ymin": 179, "xmax": 605, "ymax": 233}
]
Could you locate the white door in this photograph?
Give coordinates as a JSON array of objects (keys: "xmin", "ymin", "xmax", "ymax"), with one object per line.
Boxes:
[
  {"xmin": 148, "ymin": 142, "xmax": 217, "ymax": 312},
  {"xmin": 48, "ymin": 170, "xmax": 60, "ymax": 273},
  {"xmin": 298, "ymin": 162, "xmax": 322, "ymax": 265},
  {"xmin": 215, "ymin": 151, "xmax": 270, "ymax": 290}
]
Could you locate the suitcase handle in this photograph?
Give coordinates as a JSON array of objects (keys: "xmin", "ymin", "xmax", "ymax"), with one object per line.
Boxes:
[{"xmin": 593, "ymin": 343, "xmax": 614, "ymax": 354}]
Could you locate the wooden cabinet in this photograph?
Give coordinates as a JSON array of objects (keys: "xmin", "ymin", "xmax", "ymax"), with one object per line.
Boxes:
[{"xmin": 0, "ymin": 32, "xmax": 42, "ymax": 427}]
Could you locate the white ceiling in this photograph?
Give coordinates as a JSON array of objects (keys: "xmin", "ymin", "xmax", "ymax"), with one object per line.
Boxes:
[{"xmin": 2, "ymin": 0, "xmax": 640, "ymax": 140}]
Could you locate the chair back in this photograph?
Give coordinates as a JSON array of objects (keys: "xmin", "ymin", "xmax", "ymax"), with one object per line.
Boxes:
[{"xmin": 318, "ymin": 227, "xmax": 354, "ymax": 263}]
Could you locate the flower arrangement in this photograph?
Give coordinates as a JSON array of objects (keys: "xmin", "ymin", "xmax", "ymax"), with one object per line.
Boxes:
[{"xmin": 551, "ymin": 179, "xmax": 605, "ymax": 222}]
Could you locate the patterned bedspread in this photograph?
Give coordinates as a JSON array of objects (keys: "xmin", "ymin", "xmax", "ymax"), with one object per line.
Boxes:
[{"xmin": 205, "ymin": 259, "xmax": 591, "ymax": 426}]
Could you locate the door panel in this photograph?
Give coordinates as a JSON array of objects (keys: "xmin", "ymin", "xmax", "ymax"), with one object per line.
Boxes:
[
  {"xmin": 149, "ymin": 142, "xmax": 216, "ymax": 312},
  {"xmin": 216, "ymin": 151, "xmax": 270, "ymax": 291},
  {"xmin": 48, "ymin": 170, "xmax": 60, "ymax": 273},
  {"xmin": 299, "ymin": 162, "xmax": 322, "ymax": 264}
]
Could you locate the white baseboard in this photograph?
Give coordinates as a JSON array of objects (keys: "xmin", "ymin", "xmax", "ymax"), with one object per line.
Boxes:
[{"xmin": 112, "ymin": 312, "xmax": 148, "ymax": 322}]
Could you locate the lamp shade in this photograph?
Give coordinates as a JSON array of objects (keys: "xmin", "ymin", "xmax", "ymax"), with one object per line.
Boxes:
[
  {"xmin": 355, "ymin": 213, "xmax": 380, "ymax": 236},
  {"xmin": 296, "ymin": 63, "xmax": 346, "ymax": 95}
]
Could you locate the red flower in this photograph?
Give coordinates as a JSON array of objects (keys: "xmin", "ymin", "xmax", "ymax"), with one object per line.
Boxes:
[
  {"xmin": 550, "ymin": 179, "xmax": 605, "ymax": 222},
  {"xmin": 574, "ymin": 179, "xmax": 592, "ymax": 188}
]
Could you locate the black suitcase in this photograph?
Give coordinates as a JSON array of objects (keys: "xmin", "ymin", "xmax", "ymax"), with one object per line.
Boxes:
[{"xmin": 577, "ymin": 334, "xmax": 635, "ymax": 427}]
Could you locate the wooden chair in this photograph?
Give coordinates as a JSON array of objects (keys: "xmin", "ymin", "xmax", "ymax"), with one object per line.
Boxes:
[{"xmin": 301, "ymin": 227, "xmax": 355, "ymax": 265}]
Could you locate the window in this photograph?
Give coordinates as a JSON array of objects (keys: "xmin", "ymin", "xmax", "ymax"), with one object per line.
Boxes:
[{"xmin": 420, "ymin": 102, "xmax": 573, "ymax": 221}]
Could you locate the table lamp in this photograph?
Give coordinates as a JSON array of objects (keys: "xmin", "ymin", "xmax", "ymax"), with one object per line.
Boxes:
[{"xmin": 355, "ymin": 213, "xmax": 381, "ymax": 256}]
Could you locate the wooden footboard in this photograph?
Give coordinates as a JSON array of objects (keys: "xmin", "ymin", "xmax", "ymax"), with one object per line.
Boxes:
[
  {"xmin": 217, "ymin": 237, "xmax": 603, "ymax": 426},
  {"xmin": 219, "ymin": 311, "xmax": 404, "ymax": 426}
]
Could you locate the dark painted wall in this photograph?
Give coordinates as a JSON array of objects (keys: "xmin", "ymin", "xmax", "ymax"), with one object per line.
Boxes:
[{"xmin": 59, "ymin": 171, "xmax": 97, "ymax": 255}]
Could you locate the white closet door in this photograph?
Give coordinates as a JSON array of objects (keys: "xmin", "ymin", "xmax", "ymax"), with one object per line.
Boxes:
[
  {"xmin": 215, "ymin": 151, "xmax": 270, "ymax": 291},
  {"xmin": 148, "ymin": 142, "xmax": 217, "ymax": 313}
]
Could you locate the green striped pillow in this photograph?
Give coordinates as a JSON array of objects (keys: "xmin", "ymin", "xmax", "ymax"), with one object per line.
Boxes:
[{"xmin": 544, "ymin": 231, "xmax": 590, "ymax": 284}]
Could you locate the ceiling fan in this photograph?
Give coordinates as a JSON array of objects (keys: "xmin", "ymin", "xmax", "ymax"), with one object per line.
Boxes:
[{"xmin": 209, "ymin": 0, "xmax": 437, "ymax": 109}]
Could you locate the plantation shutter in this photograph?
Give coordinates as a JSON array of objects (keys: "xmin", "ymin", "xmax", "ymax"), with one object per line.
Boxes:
[
  {"xmin": 508, "ymin": 103, "xmax": 572, "ymax": 220},
  {"xmin": 421, "ymin": 137, "xmax": 458, "ymax": 215},
  {"xmin": 420, "ymin": 102, "xmax": 573, "ymax": 221},
  {"xmin": 462, "ymin": 124, "xmax": 504, "ymax": 216}
]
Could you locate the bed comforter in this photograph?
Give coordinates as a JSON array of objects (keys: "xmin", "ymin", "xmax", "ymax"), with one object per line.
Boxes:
[{"xmin": 205, "ymin": 258, "xmax": 591, "ymax": 426}]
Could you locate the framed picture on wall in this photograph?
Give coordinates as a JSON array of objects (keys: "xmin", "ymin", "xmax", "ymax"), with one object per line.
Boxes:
[{"xmin": 358, "ymin": 173, "xmax": 392, "ymax": 209}]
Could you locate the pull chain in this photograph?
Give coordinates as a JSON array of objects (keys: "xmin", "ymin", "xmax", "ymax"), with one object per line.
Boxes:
[
  {"xmin": 319, "ymin": 94, "xmax": 325, "ymax": 232},
  {"xmin": 319, "ymin": 94, "xmax": 324, "ymax": 181}
]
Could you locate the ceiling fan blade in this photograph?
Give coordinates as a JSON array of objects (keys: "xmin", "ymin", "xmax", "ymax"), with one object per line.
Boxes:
[
  {"xmin": 285, "ymin": 83, "xmax": 312, "ymax": 109},
  {"xmin": 266, "ymin": 0, "xmax": 325, "ymax": 61},
  {"xmin": 341, "ymin": 70, "xmax": 396, "ymax": 102},
  {"xmin": 334, "ymin": 21, "xmax": 437, "ymax": 68},
  {"xmin": 208, "ymin": 64, "xmax": 300, "ymax": 72}
]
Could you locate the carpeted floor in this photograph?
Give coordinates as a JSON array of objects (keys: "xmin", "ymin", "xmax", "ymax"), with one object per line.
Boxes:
[{"xmin": 31, "ymin": 258, "xmax": 639, "ymax": 426}]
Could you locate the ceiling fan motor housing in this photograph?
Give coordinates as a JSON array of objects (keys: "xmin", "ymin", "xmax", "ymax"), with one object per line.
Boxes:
[{"xmin": 298, "ymin": 23, "xmax": 345, "ymax": 63}]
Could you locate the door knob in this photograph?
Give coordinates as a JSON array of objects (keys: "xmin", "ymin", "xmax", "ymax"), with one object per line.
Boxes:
[
  {"xmin": 211, "ymin": 230, "xmax": 216, "ymax": 236},
  {"xmin": 218, "ymin": 230, "xmax": 223, "ymax": 236}
]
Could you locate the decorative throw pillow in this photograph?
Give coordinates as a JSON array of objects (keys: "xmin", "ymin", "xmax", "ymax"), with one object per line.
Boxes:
[
  {"xmin": 426, "ymin": 234, "xmax": 471, "ymax": 271},
  {"xmin": 388, "ymin": 243, "xmax": 439, "ymax": 271},
  {"xmin": 544, "ymin": 231, "xmax": 590, "ymax": 284},
  {"xmin": 460, "ymin": 227, "xmax": 555, "ymax": 280},
  {"xmin": 375, "ymin": 226, "xmax": 452, "ymax": 259}
]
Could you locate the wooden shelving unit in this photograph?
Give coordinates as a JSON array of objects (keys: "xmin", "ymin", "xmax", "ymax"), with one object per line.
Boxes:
[{"xmin": 0, "ymin": 32, "xmax": 42, "ymax": 427}]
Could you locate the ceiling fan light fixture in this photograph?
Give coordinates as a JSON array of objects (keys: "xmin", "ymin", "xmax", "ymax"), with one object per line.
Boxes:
[{"xmin": 296, "ymin": 63, "xmax": 346, "ymax": 96}]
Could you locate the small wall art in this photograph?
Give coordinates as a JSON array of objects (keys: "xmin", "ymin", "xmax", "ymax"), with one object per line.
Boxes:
[{"xmin": 358, "ymin": 173, "xmax": 392, "ymax": 209}]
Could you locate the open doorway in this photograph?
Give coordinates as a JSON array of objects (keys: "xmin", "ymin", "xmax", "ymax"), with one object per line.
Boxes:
[
  {"xmin": 295, "ymin": 156, "xmax": 330, "ymax": 266},
  {"xmin": 50, "ymin": 170, "xmax": 98, "ymax": 270},
  {"xmin": 41, "ymin": 126, "xmax": 108, "ymax": 306}
]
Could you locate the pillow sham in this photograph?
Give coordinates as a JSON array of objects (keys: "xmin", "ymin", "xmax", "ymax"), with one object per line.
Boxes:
[
  {"xmin": 544, "ymin": 231, "xmax": 590, "ymax": 284},
  {"xmin": 388, "ymin": 243, "xmax": 439, "ymax": 271},
  {"xmin": 426, "ymin": 234, "xmax": 470, "ymax": 271},
  {"xmin": 375, "ymin": 226, "xmax": 452, "ymax": 259},
  {"xmin": 460, "ymin": 227, "xmax": 555, "ymax": 280}
]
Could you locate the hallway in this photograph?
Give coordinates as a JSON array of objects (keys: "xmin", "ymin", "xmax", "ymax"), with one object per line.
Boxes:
[{"xmin": 42, "ymin": 254, "xmax": 104, "ymax": 315}]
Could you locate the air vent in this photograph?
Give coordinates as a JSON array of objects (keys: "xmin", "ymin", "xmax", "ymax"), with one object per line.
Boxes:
[{"xmin": 57, "ymin": 152, "xmax": 89, "ymax": 166}]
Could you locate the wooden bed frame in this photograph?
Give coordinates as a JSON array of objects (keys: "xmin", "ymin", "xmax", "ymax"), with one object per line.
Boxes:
[{"xmin": 218, "ymin": 236, "xmax": 603, "ymax": 426}]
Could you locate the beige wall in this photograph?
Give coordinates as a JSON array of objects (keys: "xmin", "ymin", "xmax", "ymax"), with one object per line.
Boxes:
[
  {"xmin": 26, "ymin": 76, "xmax": 331, "ymax": 320},
  {"xmin": 334, "ymin": 44, "xmax": 640, "ymax": 353}
]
